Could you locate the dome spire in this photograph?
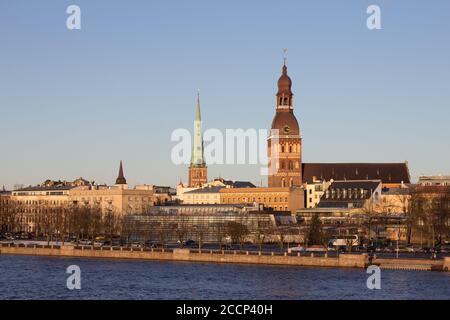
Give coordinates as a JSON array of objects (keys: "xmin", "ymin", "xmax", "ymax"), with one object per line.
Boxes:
[{"xmin": 276, "ymin": 53, "xmax": 293, "ymax": 109}]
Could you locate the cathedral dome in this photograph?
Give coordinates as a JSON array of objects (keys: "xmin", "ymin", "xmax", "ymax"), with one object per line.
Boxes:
[{"xmin": 271, "ymin": 111, "xmax": 299, "ymax": 135}]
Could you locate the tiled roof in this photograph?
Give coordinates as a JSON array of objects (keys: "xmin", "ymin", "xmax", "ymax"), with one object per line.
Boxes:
[{"xmin": 302, "ymin": 163, "xmax": 410, "ymax": 184}]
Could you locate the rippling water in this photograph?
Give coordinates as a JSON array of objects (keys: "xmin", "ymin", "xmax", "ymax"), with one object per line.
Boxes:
[{"xmin": 0, "ymin": 255, "xmax": 448, "ymax": 299}]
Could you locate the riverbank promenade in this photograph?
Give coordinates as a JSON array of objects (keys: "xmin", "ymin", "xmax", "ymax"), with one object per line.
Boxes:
[{"xmin": 1, "ymin": 243, "xmax": 449, "ymax": 272}]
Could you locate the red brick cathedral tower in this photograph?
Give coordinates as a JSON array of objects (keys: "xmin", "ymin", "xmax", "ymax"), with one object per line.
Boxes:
[{"xmin": 268, "ymin": 61, "xmax": 302, "ymax": 187}]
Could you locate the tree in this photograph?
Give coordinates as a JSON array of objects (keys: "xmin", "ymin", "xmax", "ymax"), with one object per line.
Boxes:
[
  {"xmin": 174, "ymin": 216, "xmax": 189, "ymax": 247},
  {"xmin": 255, "ymin": 220, "xmax": 271, "ymax": 252},
  {"xmin": 306, "ymin": 214, "xmax": 324, "ymax": 246},
  {"xmin": 410, "ymin": 187, "xmax": 450, "ymax": 247},
  {"xmin": 226, "ymin": 221, "xmax": 249, "ymax": 250},
  {"xmin": 103, "ymin": 205, "xmax": 120, "ymax": 244},
  {"xmin": 214, "ymin": 222, "xmax": 228, "ymax": 249}
]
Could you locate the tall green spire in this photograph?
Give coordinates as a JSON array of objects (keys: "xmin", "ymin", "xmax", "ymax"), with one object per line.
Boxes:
[
  {"xmin": 196, "ymin": 90, "xmax": 201, "ymax": 121},
  {"xmin": 190, "ymin": 91, "xmax": 205, "ymax": 167}
]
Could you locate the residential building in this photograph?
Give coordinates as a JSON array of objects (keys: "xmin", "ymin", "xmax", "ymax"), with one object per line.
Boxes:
[{"xmin": 219, "ymin": 186, "xmax": 304, "ymax": 214}]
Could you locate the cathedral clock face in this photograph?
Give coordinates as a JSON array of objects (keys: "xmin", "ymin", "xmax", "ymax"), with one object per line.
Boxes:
[{"xmin": 283, "ymin": 125, "xmax": 290, "ymax": 134}]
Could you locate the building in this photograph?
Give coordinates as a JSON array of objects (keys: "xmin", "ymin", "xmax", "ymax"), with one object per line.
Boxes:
[
  {"xmin": 268, "ymin": 61, "xmax": 302, "ymax": 188},
  {"xmin": 410, "ymin": 185, "xmax": 450, "ymax": 245},
  {"xmin": 8, "ymin": 161, "xmax": 156, "ymax": 233},
  {"xmin": 302, "ymin": 163, "xmax": 410, "ymax": 188},
  {"xmin": 380, "ymin": 186, "xmax": 411, "ymax": 215},
  {"xmin": 207, "ymin": 178, "xmax": 256, "ymax": 189},
  {"xmin": 418, "ymin": 175, "xmax": 450, "ymax": 186},
  {"xmin": 148, "ymin": 203, "xmax": 261, "ymax": 215},
  {"xmin": 11, "ymin": 185, "xmax": 73, "ymax": 232},
  {"xmin": 69, "ymin": 161, "xmax": 154, "ymax": 215},
  {"xmin": 317, "ymin": 180, "xmax": 383, "ymax": 210},
  {"xmin": 175, "ymin": 178, "xmax": 255, "ymax": 204},
  {"xmin": 219, "ymin": 187, "xmax": 304, "ymax": 214},
  {"xmin": 0, "ymin": 188, "xmax": 12, "ymax": 232},
  {"xmin": 188, "ymin": 92, "xmax": 207, "ymax": 187},
  {"xmin": 305, "ymin": 179, "xmax": 332, "ymax": 208},
  {"xmin": 124, "ymin": 203, "xmax": 299, "ymax": 244},
  {"xmin": 182, "ymin": 186, "xmax": 223, "ymax": 205}
]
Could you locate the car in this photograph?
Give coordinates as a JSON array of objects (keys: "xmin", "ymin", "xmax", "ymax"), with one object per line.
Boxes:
[
  {"xmin": 79, "ymin": 239, "xmax": 92, "ymax": 245},
  {"xmin": 220, "ymin": 244, "xmax": 234, "ymax": 250},
  {"xmin": 130, "ymin": 242, "xmax": 143, "ymax": 248},
  {"xmin": 145, "ymin": 240, "xmax": 155, "ymax": 248},
  {"xmin": 93, "ymin": 241, "xmax": 103, "ymax": 247},
  {"xmin": 184, "ymin": 239, "xmax": 197, "ymax": 247}
]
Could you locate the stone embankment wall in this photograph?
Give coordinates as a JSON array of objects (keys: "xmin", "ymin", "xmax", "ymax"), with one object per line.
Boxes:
[
  {"xmin": 0, "ymin": 244, "xmax": 367, "ymax": 269},
  {"xmin": 2, "ymin": 244, "xmax": 448, "ymax": 271}
]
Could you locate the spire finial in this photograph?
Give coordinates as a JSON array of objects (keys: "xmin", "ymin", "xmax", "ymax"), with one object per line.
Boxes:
[{"xmin": 283, "ymin": 48, "xmax": 288, "ymax": 66}]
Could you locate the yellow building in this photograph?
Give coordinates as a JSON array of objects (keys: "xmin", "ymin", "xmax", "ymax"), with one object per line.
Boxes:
[
  {"xmin": 11, "ymin": 186, "xmax": 72, "ymax": 232},
  {"xmin": 8, "ymin": 161, "xmax": 156, "ymax": 232},
  {"xmin": 69, "ymin": 186, "xmax": 153, "ymax": 216},
  {"xmin": 182, "ymin": 186, "xmax": 222, "ymax": 204},
  {"xmin": 219, "ymin": 187, "xmax": 304, "ymax": 214}
]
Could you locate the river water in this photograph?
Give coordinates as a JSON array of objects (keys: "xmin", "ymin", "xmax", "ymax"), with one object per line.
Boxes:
[{"xmin": 0, "ymin": 255, "xmax": 448, "ymax": 299}]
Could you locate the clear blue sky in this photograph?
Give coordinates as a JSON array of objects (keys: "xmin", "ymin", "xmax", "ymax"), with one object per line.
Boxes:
[{"xmin": 1, "ymin": 0, "xmax": 449, "ymax": 189}]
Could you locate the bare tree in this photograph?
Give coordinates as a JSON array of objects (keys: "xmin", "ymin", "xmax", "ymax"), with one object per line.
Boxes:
[{"xmin": 226, "ymin": 221, "xmax": 249, "ymax": 250}]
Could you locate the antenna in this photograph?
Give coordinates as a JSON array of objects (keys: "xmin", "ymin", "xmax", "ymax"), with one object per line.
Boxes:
[{"xmin": 283, "ymin": 48, "xmax": 288, "ymax": 65}]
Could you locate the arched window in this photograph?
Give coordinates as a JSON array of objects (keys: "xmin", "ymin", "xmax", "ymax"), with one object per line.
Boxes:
[
  {"xmin": 289, "ymin": 178, "xmax": 293, "ymax": 187},
  {"xmin": 289, "ymin": 161, "xmax": 293, "ymax": 170},
  {"xmin": 281, "ymin": 145, "xmax": 285, "ymax": 153},
  {"xmin": 289, "ymin": 145, "xmax": 292, "ymax": 153}
]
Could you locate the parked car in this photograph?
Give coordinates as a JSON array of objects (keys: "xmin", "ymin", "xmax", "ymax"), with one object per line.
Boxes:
[
  {"xmin": 130, "ymin": 242, "xmax": 143, "ymax": 248},
  {"xmin": 145, "ymin": 240, "xmax": 155, "ymax": 248},
  {"xmin": 220, "ymin": 244, "xmax": 234, "ymax": 250},
  {"xmin": 184, "ymin": 239, "xmax": 197, "ymax": 247},
  {"xmin": 79, "ymin": 239, "xmax": 92, "ymax": 245},
  {"xmin": 93, "ymin": 241, "xmax": 103, "ymax": 247}
]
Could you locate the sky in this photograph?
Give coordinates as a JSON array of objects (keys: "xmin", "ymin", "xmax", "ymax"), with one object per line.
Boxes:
[{"xmin": 1, "ymin": 0, "xmax": 449, "ymax": 189}]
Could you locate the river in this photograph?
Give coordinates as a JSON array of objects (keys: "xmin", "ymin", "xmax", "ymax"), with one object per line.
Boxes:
[{"xmin": 0, "ymin": 255, "xmax": 448, "ymax": 299}]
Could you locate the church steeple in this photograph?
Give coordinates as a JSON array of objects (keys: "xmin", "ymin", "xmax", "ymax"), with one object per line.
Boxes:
[
  {"xmin": 188, "ymin": 91, "xmax": 207, "ymax": 187},
  {"xmin": 190, "ymin": 91, "xmax": 205, "ymax": 167},
  {"xmin": 276, "ymin": 61, "xmax": 293, "ymax": 110},
  {"xmin": 268, "ymin": 59, "xmax": 302, "ymax": 189},
  {"xmin": 115, "ymin": 160, "xmax": 127, "ymax": 185}
]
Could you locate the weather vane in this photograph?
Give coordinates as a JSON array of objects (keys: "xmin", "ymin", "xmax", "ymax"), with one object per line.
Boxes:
[{"xmin": 283, "ymin": 48, "xmax": 288, "ymax": 65}]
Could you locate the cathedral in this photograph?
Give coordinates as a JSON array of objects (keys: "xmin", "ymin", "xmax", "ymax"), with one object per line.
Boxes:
[
  {"xmin": 267, "ymin": 60, "xmax": 410, "ymax": 191},
  {"xmin": 183, "ymin": 59, "xmax": 410, "ymax": 211}
]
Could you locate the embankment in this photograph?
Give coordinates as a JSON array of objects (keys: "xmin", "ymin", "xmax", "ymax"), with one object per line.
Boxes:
[{"xmin": 1, "ymin": 244, "xmax": 449, "ymax": 272}]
